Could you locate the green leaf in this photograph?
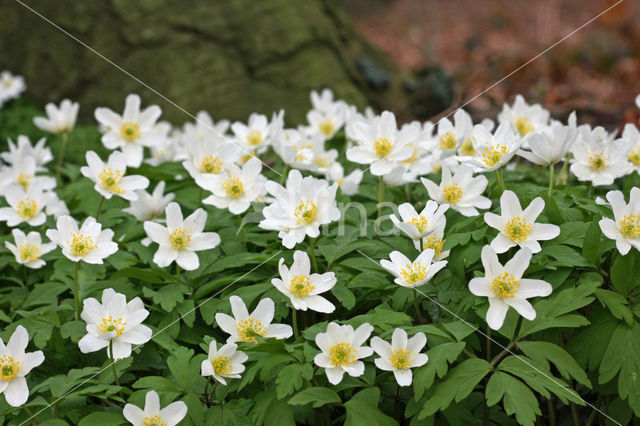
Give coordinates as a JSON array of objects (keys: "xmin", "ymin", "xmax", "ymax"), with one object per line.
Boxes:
[
  {"xmin": 413, "ymin": 342, "xmax": 466, "ymax": 400},
  {"xmin": 167, "ymin": 347, "xmax": 200, "ymax": 392},
  {"xmin": 143, "ymin": 284, "xmax": 189, "ymax": 312},
  {"xmin": 78, "ymin": 412, "xmax": 126, "ymax": 426},
  {"xmin": 344, "ymin": 387, "xmax": 398, "ymax": 426},
  {"xmin": 486, "ymin": 371, "xmax": 541, "ymax": 426},
  {"xmin": 611, "ymin": 250, "xmax": 640, "ymax": 295},
  {"xmin": 517, "ymin": 341, "xmax": 591, "ymax": 388},
  {"xmin": 275, "ymin": 364, "xmax": 305, "ymax": 399},
  {"xmin": 132, "ymin": 376, "xmax": 181, "ymax": 393},
  {"xmin": 418, "ymin": 358, "xmax": 493, "ymax": 418},
  {"xmin": 582, "ymin": 219, "xmax": 602, "ymax": 265},
  {"xmin": 594, "ymin": 288, "xmax": 633, "ymax": 325},
  {"xmin": 288, "ymin": 387, "xmax": 341, "ymax": 408}
]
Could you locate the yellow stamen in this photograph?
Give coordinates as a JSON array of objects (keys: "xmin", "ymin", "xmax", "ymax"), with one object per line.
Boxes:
[
  {"xmin": 423, "ymin": 234, "xmax": 445, "ymax": 258},
  {"xmin": 247, "ymin": 130, "xmax": 263, "ymax": 146},
  {"xmin": 120, "ymin": 122, "xmax": 141, "ymax": 141},
  {"xmin": 16, "ymin": 173, "xmax": 32, "ymax": 190},
  {"xmin": 237, "ymin": 317, "xmax": 267, "ymax": 343},
  {"xmin": 19, "ymin": 244, "xmax": 41, "ymax": 262},
  {"xmin": 628, "ymin": 148, "xmax": 640, "ymax": 166},
  {"xmin": 69, "ymin": 233, "xmax": 96, "ymax": 257},
  {"xmin": 290, "ymin": 275, "xmax": 315, "ymax": 297},
  {"xmin": 442, "ymin": 184, "xmax": 463, "ymax": 204},
  {"xmin": 313, "ymin": 157, "xmax": 329, "ymax": 169},
  {"xmin": 0, "ymin": 355, "xmax": 20, "ymax": 382},
  {"xmin": 400, "ymin": 262, "xmax": 428, "ymax": 285},
  {"xmin": 98, "ymin": 315, "xmax": 127, "ymax": 337},
  {"xmin": 318, "ymin": 119, "xmax": 335, "ymax": 137},
  {"xmin": 439, "ymin": 132, "xmax": 457, "ymax": 151},
  {"xmin": 143, "ymin": 415, "xmax": 168, "ymax": 426},
  {"xmin": 200, "ymin": 155, "xmax": 223, "ymax": 174},
  {"xmin": 98, "ymin": 167, "xmax": 125, "ymax": 194},
  {"xmin": 294, "ymin": 200, "xmax": 318, "ymax": 225},
  {"xmin": 409, "ymin": 216, "xmax": 429, "ymax": 234},
  {"xmin": 374, "ymin": 137, "xmax": 393, "ymax": 158},
  {"xmin": 619, "ymin": 214, "xmax": 640, "ymax": 239},
  {"xmin": 401, "ymin": 146, "xmax": 419, "ymax": 165},
  {"xmin": 588, "ymin": 154, "xmax": 608, "ymax": 170},
  {"xmin": 390, "ymin": 349, "xmax": 413, "ymax": 369},
  {"xmin": 17, "ymin": 198, "xmax": 38, "ymax": 219},
  {"xmin": 459, "ymin": 138, "xmax": 476, "ymax": 156},
  {"xmin": 515, "ymin": 116, "xmax": 534, "ymax": 136},
  {"xmin": 222, "ymin": 177, "xmax": 244, "ymax": 199},
  {"xmin": 329, "ymin": 342, "xmax": 356, "ymax": 367},
  {"xmin": 491, "ymin": 271, "xmax": 520, "ymax": 298},
  {"xmin": 504, "ymin": 216, "xmax": 532, "ymax": 243},
  {"xmin": 481, "ymin": 145, "xmax": 508, "ymax": 167},
  {"xmin": 169, "ymin": 227, "xmax": 191, "ymax": 250},
  {"xmin": 212, "ymin": 355, "xmax": 233, "ymax": 375}
]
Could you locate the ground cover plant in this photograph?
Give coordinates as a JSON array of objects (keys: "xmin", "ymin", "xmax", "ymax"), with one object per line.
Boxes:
[{"xmin": 1, "ymin": 73, "xmax": 640, "ymax": 425}]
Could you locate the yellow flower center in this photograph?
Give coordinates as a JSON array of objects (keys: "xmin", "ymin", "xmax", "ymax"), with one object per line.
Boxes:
[
  {"xmin": 237, "ymin": 317, "xmax": 267, "ymax": 343},
  {"xmin": 290, "ymin": 274, "xmax": 315, "ymax": 297},
  {"xmin": 98, "ymin": 316, "xmax": 127, "ymax": 337},
  {"xmin": 98, "ymin": 168, "xmax": 125, "ymax": 194},
  {"xmin": 0, "ymin": 355, "xmax": 20, "ymax": 382},
  {"xmin": 588, "ymin": 154, "xmax": 608, "ymax": 170},
  {"xmin": 439, "ymin": 132, "xmax": 457, "ymax": 151},
  {"xmin": 401, "ymin": 146, "xmax": 419, "ymax": 165},
  {"xmin": 423, "ymin": 234, "xmax": 445, "ymax": 258},
  {"xmin": 329, "ymin": 342, "xmax": 356, "ymax": 367},
  {"xmin": 491, "ymin": 271, "xmax": 520, "ymax": 298},
  {"xmin": 294, "ymin": 200, "xmax": 318, "ymax": 225},
  {"xmin": 400, "ymin": 262, "xmax": 428, "ymax": 285},
  {"xmin": 169, "ymin": 227, "xmax": 191, "ymax": 250},
  {"xmin": 247, "ymin": 130, "xmax": 263, "ymax": 146},
  {"xmin": 442, "ymin": 183, "xmax": 463, "ymax": 204},
  {"xmin": 222, "ymin": 177, "xmax": 244, "ymax": 199},
  {"xmin": 481, "ymin": 145, "xmax": 508, "ymax": 167},
  {"xmin": 318, "ymin": 119, "xmax": 335, "ymax": 137},
  {"xmin": 143, "ymin": 415, "xmax": 168, "ymax": 426},
  {"xmin": 120, "ymin": 122, "xmax": 141, "ymax": 141},
  {"xmin": 212, "ymin": 355, "xmax": 233, "ymax": 375},
  {"xmin": 619, "ymin": 214, "xmax": 640, "ymax": 239},
  {"xmin": 515, "ymin": 116, "xmax": 534, "ymax": 136},
  {"xmin": 16, "ymin": 173, "xmax": 32, "ymax": 190},
  {"xmin": 69, "ymin": 233, "xmax": 96, "ymax": 257},
  {"xmin": 200, "ymin": 155, "xmax": 223, "ymax": 174},
  {"xmin": 628, "ymin": 148, "xmax": 640, "ymax": 166},
  {"xmin": 313, "ymin": 157, "xmax": 329, "ymax": 169},
  {"xmin": 504, "ymin": 216, "xmax": 532, "ymax": 243},
  {"xmin": 337, "ymin": 178, "xmax": 345, "ymax": 187},
  {"xmin": 390, "ymin": 349, "xmax": 413, "ymax": 369},
  {"xmin": 460, "ymin": 138, "xmax": 476, "ymax": 156},
  {"xmin": 17, "ymin": 198, "xmax": 38, "ymax": 219},
  {"xmin": 2, "ymin": 79, "xmax": 11, "ymax": 89},
  {"xmin": 19, "ymin": 244, "xmax": 41, "ymax": 262},
  {"xmin": 409, "ymin": 216, "xmax": 429, "ymax": 234},
  {"xmin": 374, "ymin": 137, "xmax": 393, "ymax": 158}
]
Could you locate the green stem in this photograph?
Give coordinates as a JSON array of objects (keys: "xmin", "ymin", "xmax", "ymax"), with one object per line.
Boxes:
[
  {"xmin": 495, "ymin": 168, "xmax": 506, "ymax": 194},
  {"xmin": 570, "ymin": 402, "xmax": 580, "ymax": 426},
  {"xmin": 548, "ymin": 164, "xmax": 555, "ymax": 197},
  {"xmin": 198, "ymin": 187, "xmax": 203, "ymax": 208},
  {"xmin": 109, "ymin": 340, "xmax": 120, "ymax": 386},
  {"xmin": 414, "ymin": 291, "xmax": 425, "ymax": 323},
  {"xmin": 292, "ymin": 309, "xmax": 300, "ymax": 341},
  {"xmin": 279, "ymin": 165, "xmax": 290, "ymax": 185},
  {"xmin": 309, "ymin": 238, "xmax": 318, "ymax": 273},
  {"xmin": 208, "ymin": 382, "xmax": 219, "ymax": 404},
  {"xmin": 556, "ymin": 155, "xmax": 569, "ymax": 186},
  {"xmin": 547, "ymin": 396, "xmax": 557, "ymax": 426},
  {"xmin": 377, "ymin": 176, "xmax": 385, "ymax": 218},
  {"xmin": 56, "ymin": 132, "xmax": 68, "ymax": 182},
  {"xmin": 95, "ymin": 196, "xmax": 105, "ymax": 220},
  {"xmin": 486, "ymin": 328, "xmax": 491, "ymax": 361},
  {"xmin": 74, "ymin": 262, "xmax": 81, "ymax": 321},
  {"xmin": 23, "ymin": 405, "xmax": 39, "ymax": 424},
  {"xmin": 238, "ymin": 215, "xmax": 247, "ymax": 249},
  {"xmin": 176, "ymin": 264, "xmax": 182, "ymax": 283}
]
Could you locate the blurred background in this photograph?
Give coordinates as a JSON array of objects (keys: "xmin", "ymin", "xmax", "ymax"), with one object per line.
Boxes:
[{"xmin": 0, "ymin": 0, "xmax": 638, "ymax": 128}]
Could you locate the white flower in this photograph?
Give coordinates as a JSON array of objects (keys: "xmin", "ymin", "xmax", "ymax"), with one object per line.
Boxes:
[
  {"xmin": 196, "ymin": 157, "xmax": 265, "ymax": 214},
  {"xmin": 0, "ymin": 71, "xmax": 26, "ymax": 105},
  {"xmin": 0, "ymin": 326, "xmax": 44, "ymax": 407},
  {"xmin": 215, "ymin": 296, "xmax": 293, "ymax": 343},
  {"xmin": 78, "ymin": 288, "xmax": 152, "ymax": 360},
  {"xmin": 636, "ymin": 94, "xmax": 640, "ymax": 109},
  {"xmin": 143, "ymin": 202, "xmax": 220, "ymax": 271},
  {"xmin": 46, "ymin": 215, "xmax": 118, "ymax": 263},
  {"xmin": 371, "ymin": 328, "xmax": 428, "ymax": 386},
  {"xmin": 390, "ymin": 201, "xmax": 448, "ymax": 240},
  {"xmin": 260, "ymin": 169, "xmax": 340, "ymax": 249},
  {"xmin": 0, "ymin": 155, "xmax": 56, "ymax": 195},
  {"xmin": 45, "ymin": 192, "xmax": 70, "ymax": 218},
  {"xmin": 201, "ymin": 340, "xmax": 247, "ymax": 385},
  {"xmin": 80, "ymin": 151, "xmax": 149, "ymax": 201},
  {"xmin": 123, "ymin": 181, "xmax": 175, "ymax": 222},
  {"xmin": 469, "ymin": 246, "xmax": 552, "ymax": 330},
  {"xmin": 484, "ymin": 190, "xmax": 559, "ymax": 254},
  {"xmin": 346, "ymin": 111, "xmax": 419, "ymax": 176},
  {"xmin": 621, "ymin": 123, "xmax": 640, "ymax": 172},
  {"xmin": 123, "ymin": 390, "xmax": 187, "ymax": 426},
  {"xmin": 421, "ymin": 163, "xmax": 490, "ymax": 217},
  {"xmin": 182, "ymin": 133, "xmax": 241, "ymax": 181},
  {"xmin": 380, "ymin": 249, "xmax": 447, "ymax": 288},
  {"xmin": 599, "ymin": 188, "xmax": 640, "ymax": 255},
  {"xmin": 33, "ymin": 99, "xmax": 79, "ymax": 134},
  {"xmin": 569, "ymin": 126, "xmax": 630, "ymax": 186},
  {"xmin": 5, "ymin": 229, "xmax": 55, "ymax": 269},
  {"xmin": 516, "ymin": 112, "xmax": 577, "ymax": 166},
  {"xmin": 0, "ymin": 183, "xmax": 52, "ymax": 227},
  {"xmin": 307, "ymin": 103, "xmax": 345, "ymax": 140},
  {"xmin": 497, "ymin": 94, "xmax": 550, "ymax": 137},
  {"xmin": 458, "ymin": 123, "xmax": 524, "ymax": 172},
  {"xmin": 313, "ymin": 322, "xmax": 373, "ymax": 385},
  {"xmin": 182, "ymin": 110, "xmax": 230, "ymax": 141},
  {"xmin": 94, "ymin": 94, "xmax": 166, "ymax": 167},
  {"xmin": 426, "ymin": 109, "xmax": 473, "ymax": 159},
  {"xmin": 272, "ymin": 251, "xmax": 336, "ymax": 312},
  {"xmin": 327, "ymin": 163, "xmax": 363, "ymax": 196},
  {"xmin": 1, "ymin": 136, "xmax": 52, "ymax": 171},
  {"xmin": 231, "ymin": 113, "xmax": 271, "ymax": 154},
  {"xmin": 415, "ymin": 222, "xmax": 449, "ymax": 260},
  {"xmin": 310, "ymin": 88, "xmax": 343, "ymax": 114}
]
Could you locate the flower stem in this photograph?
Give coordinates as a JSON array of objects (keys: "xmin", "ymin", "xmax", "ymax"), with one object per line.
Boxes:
[
  {"xmin": 238, "ymin": 215, "xmax": 247, "ymax": 249},
  {"xmin": 56, "ymin": 132, "xmax": 68, "ymax": 182},
  {"xmin": 495, "ymin": 168, "xmax": 506, "ymax": 194},
  {"xmin": 74, "ymin": 262, "xmax": 81, "ymax": 321},
  {"xmin": 198, "ymin": 187, "xmax": 203, "ymax": 208},
  {"xmin": 207, "ymin": 382, "xmax": 219, "ymax": 404},
  {"xmin": 414, "ymin": 291, "xmax": 425, "ymax": 323},
  {"xmin": 23, "ymin": 405, "xmax": 39, "ymax": 424},
  {"xmin": 309, "ymin": 238, "xmax": 318, "ymax": 273},
  {"xmin": 377, "ymin": 176, "xmax": 385, "ymax": 218},
  {"xmin": 280, "ymin": 165, "xmax": 290, "ymax": 185},
  {"xmin": 95, "ymin": 196, "xmax": 105, "ymax": 220},
  {"xmin": 548, "ymin": 164, "xmax": 555, "ymax": 197},
  {"xmin": 109, "ymin": 340, "xmax": 120, "ymax": 386},
  {"xmin": 292, "ymin": 309, "xmax": 300, "ymax": 341}
]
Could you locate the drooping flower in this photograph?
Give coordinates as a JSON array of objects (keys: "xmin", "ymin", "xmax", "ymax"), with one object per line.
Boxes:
[
  {"xmin": 33, "ymin": 99, "xmax": 79, "ymax": 134},
  {"xmin": 80, "ymin": 151, "xmax": 149, "ymax": 201},
  {"xmin": 0, "ymin": 71, "xmax": 26, "ymax": 105},
  {"xmin": 5, "ymin": 229, "xmax": 56, "ymax": 269},
  {"xmin": 46, "ymin": 215, "xmax": 118, "ymax": 263},
  {"xmin": 497, "ymin": 94, "xmax": 550, "ymax": 137},
  {"xmin": 484, "ymin": 190, "xmax": 559, "ymax": 253},
  {"xmin": 516, "ymin": 112, "xmax": 577, "ymax": 166},
  {"xmin": 0, "ymin": 325, "xmax": 44, "ymax": 407},
  {"xmin": 1, "ymin": 135, "xmax": 53, "ymax": 171},
  {"xmin": 123, "ymin": 390, "xmax": 187, "ymax": 426},
  {"xmin": 272, "ymin": 251, "xmax": 336, "ymax": 312},
  {"xmin": 215, "ymin": 296, "xmax": 293, "ymax": 343},
  {"xmin": 313, "ymin": 322, "xmax": 373, "ymax": 385},
  {"xmin": 457, "ymin": 123, "xmax": 524, "ymax": 172},
  {"xmin": 259, "ymin": 169, "xmax": 340, "ymax": 249},
  {"xmin": 201, "ymin": 340, "xmax": 247, "ymax": 385},
  {"xmin": 380, "ymin": 249, "xmax": 447, "ymax": 288},
  {"xmin": 421, "ymin": 163, "xmax": 490, "ymax": 217},
  {"xmin": 371, "ymin": 328, "xmax": 428, "ymax": 386},
  {"xmin": 143, "ymin": 202, "xmax": 220, "ymax": 271},
  {"xmin": 599, "ymin": 188, "xmax": 640, "ymax": 255},
  {"xmin": 0, "ymin": 183, "xmax": 52, "ymax": 227},
  {"xmin": 94, "ymin": 94, "xmax": 166, "ymax": 167},
  {"xmin": 569, "ymin": 126, "xmax": 630, "ymax": 186},
  {"xmin": 469, "ymin": 246, "xmax": 552, "ymax": 330},
  {"xmin": 390, "ymin": 201, "xmax": 448, "ymax": 241},
  {"xmin": 78, "ymin": 288, "xmax": 152, "ymax": 360},
  {"xmin": 123, "ymin": 181, "xmax": 175, "ymax": 222},
  {"xmin": 196, "ymin": 157, "xmax": 265, "ymax": 214}
]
